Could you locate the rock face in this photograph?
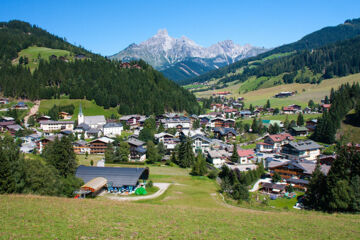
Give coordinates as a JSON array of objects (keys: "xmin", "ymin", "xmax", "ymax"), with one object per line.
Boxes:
[{"xmin": 109, "ymin": 29, "xmax": 268, "ymax": 81}]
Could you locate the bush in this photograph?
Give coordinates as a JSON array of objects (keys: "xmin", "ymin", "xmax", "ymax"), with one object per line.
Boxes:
[
  {"xmin": 146, "ymin": 180, "xmax": 153, "ymax": 188},
  {"xmin": 208, "ymin": 169, "xmax": 219, "ymax": 179}
]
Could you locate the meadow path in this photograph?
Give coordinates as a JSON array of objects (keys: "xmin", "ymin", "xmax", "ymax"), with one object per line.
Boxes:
[{"xmin": 106, "ymin": 183, "xmax": 171, "ymax": 201}]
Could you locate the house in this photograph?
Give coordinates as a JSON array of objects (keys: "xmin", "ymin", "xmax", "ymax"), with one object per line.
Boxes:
[
  {"xmin": 237, "ymin": 149, "xmax": 255, "ymax": 164},
  {"xmin": 73, "ymin": 140, "xmax": 91, "ymax": 154},
  {"xmin": 78, "ymin": 104, "xmax": 106, "ymax": 129},
  {"xmin": 239, "ymin": 110, "xmax": 252, "ymax": 118},
  {"xmin": 37, "ymin": 115, "xmax": 51, "ymax": 122},
  {"xmin": 127, "ymin": 138, "xmax": 147, "ymax": 162},
  {"xmin": 274, "ymin": 92, "xmax": 294, "ymax": 98},
  {"xmin": 6, "ymin": 124, "xmax": 23, "ymax": 135},
  {"xmin": 0, "ymin": 121, "xmax": 16, "ymax": 132},
  {"xmin": 14, "ymin": 102, "xmax": 28, "ymax": 110},
  {"xmin": 90, "ymin": 137, "xmax": 114, "ymax": 154},
  {"xmin": 306, "ymin": 119, "xmax": 318, "ymax": 132},
  {"xmin": 1, "ymin": 116, "xmax": 15, "ymax": 122},
  {"xmin": 154, "ymin": 132, "xmax": 179, "ymax": 153},
  {"xmin": 161, "ymin": 117, "xmax": 191, "ymax": 131},
  {"xmin": 191, "ymin": 134, "xmax": 212, "ymax": 153},
  {"xmin": 283, "ymin": 106, "xmax": 297, "ymax": 114},
  {"xmin": 199, "ymin": 116, "xmax": 211, "ymax": 127},
  {"xmin": 39, "ymin": 120, "xmax": 74, "ymax": 132},
  {"xmin": 256, "ymin": 133, "xmax": 294, "ymax": 153},
  {"xmin": 0, "ymin": 98, "xmax": 9, "ymax": 105},
  {"xmin": 86, "ymin": 128, "xmax": 102, "ymax": 139},
  {"xmin": 119, "ymin": 115, "xmax": 145, "ymax": 129},
  {"xmin": 321, "ymin": 104, "xmax": 331, "ymax": 112},
  {"xmin": 59, "ymin": 111, "xmax": 72, "ymax": 120},
  {"xmin": 213, "ymin": 127, "xmax": 237, "ymax": 140},
  {"xmin": 36, "ymin": 134, "xmax": 64, "ymax": 153},
  {"xmin": 207, "ymin": 150, "xmax": 228, "ymax": 168},
  {"xmin": 261, "ymin": 182, "xmax": 286, "ymax": 194},
  {"xmin": 290, "ymin": 126, "xmax": 309, "ymax": 136},
  {"xmin": 268, "ymin": 160, "xmax": 331, "ymax": 189},
  {"xmin": 281, "ymin": 140, "xmax": 323, "ymax": 161},
  {"xmin": 75, "ymin": 54, "xmax": 86, "ymax": 59},
  {"xmin": 103, "ymin": 122, "xmax": 123, "ymax": 137}
]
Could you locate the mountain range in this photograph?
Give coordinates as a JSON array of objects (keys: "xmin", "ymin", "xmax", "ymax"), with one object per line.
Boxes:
[{"xmin": 109, "ymin": 29, "xmax": 267, "ymax": 82}]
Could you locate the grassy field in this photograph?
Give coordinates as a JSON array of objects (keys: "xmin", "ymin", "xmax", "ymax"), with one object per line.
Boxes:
[
  {"xmin": 1, "ymin": 164, "xmax": 360, "ymax": 239},
  {"xmin": 39, "ymin": 99, "xmax": 119, "ymax": 120},
  {"xmin": 195, "ymin": 73, "xmax": 360, "ymax": 108},
  {"xmin": 239, "ymin": 113, "xmax": 322, "ymax": 125},
  {"xmin": 13, "ymin": 46, "xmax": 72, "ymax": 72}
]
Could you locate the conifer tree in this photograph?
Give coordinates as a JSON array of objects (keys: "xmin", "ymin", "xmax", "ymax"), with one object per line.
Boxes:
[
  {"xmin": 297, "ymin": 112, "xmax": 304, "ymax": 126},
  {"xmin": 231, "ymin": 144, "xmax": 239, "ymax": 163}
]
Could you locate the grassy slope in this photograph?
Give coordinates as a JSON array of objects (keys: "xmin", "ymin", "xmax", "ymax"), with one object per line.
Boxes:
[
  {"xmin": 13, "ymin": 46, "xmax": 72, "ymax": 72},
  {"xmin": 1, "ymin": 164, "xmax": 360, "ymax": 239},
  {"xmin": 196, "ymin": 73, "xmax": 360, "ymax": 108},
  {"xmin": 39, "ymin": 99, "xmax": 119, "ymax": 120}
]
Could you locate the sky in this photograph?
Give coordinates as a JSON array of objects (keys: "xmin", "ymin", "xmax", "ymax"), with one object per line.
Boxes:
[{"xmin": 1, "ymin": 0, "xmax": 360, "ymax": 56}]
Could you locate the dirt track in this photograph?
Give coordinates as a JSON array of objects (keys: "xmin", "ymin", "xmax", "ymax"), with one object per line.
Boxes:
[{"xmin": 24, "ymin": 100, "xmax": 40, "ymax": 125}]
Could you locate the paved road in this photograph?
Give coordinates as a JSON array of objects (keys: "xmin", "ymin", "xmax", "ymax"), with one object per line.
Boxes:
[
  {"xmin": 106, "ymin": 183, "xmax": 171, "ymax": 201},
  {"xmin": 249, "ymin": 178, "xmax": 272, "ymax": 192}
]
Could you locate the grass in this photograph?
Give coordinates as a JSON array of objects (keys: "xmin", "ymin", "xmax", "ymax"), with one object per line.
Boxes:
[
  {"xmin": 77, "ymin": 154, "xmax": 103, "ymax": 166},
  {"xmin": 13, "ymin": 46, "xmax": 72, "ymax": 72},
  {"xmin": 239, "ymin": 113, "xmax": 322, "ymax": 125},
  {"xmin": 39, "ymin": 99, "xmax": 119, "ymax": 120},
  {"xmin": 1, "ymin": 162, "xmax": 360, "ymax": 239},
  {"xmin": 195, "ymin": 73, "xmax": 360, "ymax": 108}
]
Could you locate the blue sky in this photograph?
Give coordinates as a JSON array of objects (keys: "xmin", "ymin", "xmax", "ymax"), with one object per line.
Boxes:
[{"xmin": 1, "ymin": 0, "xmax": 359, "ymax": 56}]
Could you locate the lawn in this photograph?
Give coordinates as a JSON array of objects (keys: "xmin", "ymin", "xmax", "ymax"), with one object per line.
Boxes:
[
  {"xmin": 39, "ymin": 99, "xmax": 119, "ymax": 120},
  {"xmin": 1, "ymin": 162, "xmax": 360, "ymax": 239},
  {"xmin": 14, "ymin": 46, "xmax": 72, "ymax": 72},
  {"xmin": 239, "ymin": 113, "xmax": 322, "ymax": 125}
]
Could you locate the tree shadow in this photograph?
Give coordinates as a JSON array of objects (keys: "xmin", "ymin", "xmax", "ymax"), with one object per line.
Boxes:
[{"xmin": 343, "ymin": 113, "xmax": 360, "ymax": 127}]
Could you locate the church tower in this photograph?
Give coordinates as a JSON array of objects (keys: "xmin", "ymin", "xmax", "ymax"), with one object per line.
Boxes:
[{"xmin": 78, "ymin": 103, "xmax": 84, "ymax": 124}]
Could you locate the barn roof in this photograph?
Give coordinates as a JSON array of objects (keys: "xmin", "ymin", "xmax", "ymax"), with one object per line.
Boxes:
[{"xmin": 75, "ymin": 165, "xmax": 149, "ymax": 187}]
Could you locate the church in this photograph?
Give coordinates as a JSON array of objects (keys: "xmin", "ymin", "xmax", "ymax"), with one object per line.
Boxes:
[{"xmin": 77, "ymin": 103, "xmax": 106, "ymax": 129}]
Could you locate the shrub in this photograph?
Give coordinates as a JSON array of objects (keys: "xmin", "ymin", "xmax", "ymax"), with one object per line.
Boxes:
[
  {"xmin": 146, "ymin": 180, "xmax": 153, "ymax": 188},
  {"xmin": 208, "ymin": 169, "xmax": 219, "ymax": 179}
]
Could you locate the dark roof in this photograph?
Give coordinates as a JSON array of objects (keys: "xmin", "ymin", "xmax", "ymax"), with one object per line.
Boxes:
[
  {"xmin": 135, "ymin": 146, "xmax": 147, "ymax": 154},
  {"xmin": 286, "ymin": 140, "xmax": 323, "ymax": 151},
  {"xmin": 213, "ymin": 127, "xmax": 237, "ymax": 136},
  {"xmin": 76, "ymin": 123, "xmax": 91, "ymax": 131},
  {"xmin": 127, "ymin": 137, "xmax": 145, "ymax": 147},
  {"xmin": 286, "ymin": 178, "xmax": 309, "ymax": 185},
  {"xmin": 75, "ymin": 165, "xmax": 149, "ymax": 187},
  {"xmin": 261, "ymin": 182, "xmax": 286, "ymax": 190},
  {"xmin": 104, "ymin": 122, "xmax": 123, "ymax": 128},
  {"xmin": 191, "ymin": 134, "xmax": 212, "ymax": 143}
]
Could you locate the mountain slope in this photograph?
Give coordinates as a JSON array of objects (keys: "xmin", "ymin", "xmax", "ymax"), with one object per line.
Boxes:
[
  {"xmin": 109, "ymin": 29, "xmax": 267, "ymax": 82},
  {"xmin": 187, "ymin": 17, "xmax": 360, "ymax": 86},
  {"xmin": 0, "ymin": 20, "xmax": 200, "ymax": 114}
]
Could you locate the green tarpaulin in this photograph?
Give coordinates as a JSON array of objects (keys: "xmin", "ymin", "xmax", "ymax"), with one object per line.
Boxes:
[{"xmin": 135, "ymin": 187, "xmax": 147, "ymax": 195}]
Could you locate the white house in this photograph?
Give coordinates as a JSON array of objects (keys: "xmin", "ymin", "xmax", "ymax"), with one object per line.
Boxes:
[
  {"xmin": 207, "ymin": 150, "xmax": 228, "ymax": 168},
  {"xmin": 191, "ymin": 134, "xmax": 212, "ymax": 153},
  {"xmin": 281, "ymin": 140, "xmax": 323, "ymax": 161},
  {"xmin": 237, "ymin": 149, "xmax": 256, "ymax": 164},
  {"xmin": 103, "ymin": 122, "xmax": 123, "ymax": 137},
  {"xmin": 39, "ymin": 120, "xmax": 74, "ymax": 132}
]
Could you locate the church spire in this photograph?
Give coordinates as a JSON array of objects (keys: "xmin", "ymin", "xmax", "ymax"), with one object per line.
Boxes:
[{"xmin": 79, "ymin": 102, "xmax": 83, "ymax": 115}]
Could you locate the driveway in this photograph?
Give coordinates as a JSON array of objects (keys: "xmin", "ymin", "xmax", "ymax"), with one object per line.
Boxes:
[{"xmin": 106, "ymin": 183, "xmax": 171, "ymax": 201}]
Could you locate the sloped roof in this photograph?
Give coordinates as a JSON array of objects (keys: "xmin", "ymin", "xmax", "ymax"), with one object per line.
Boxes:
[
  {"xmin": 286, "ymin": 140, "xmax": 323, "ymax": 151},
  {"xmin": 84, "ymin": 115, "xmax": 106, "ymax": 125},
  {"xmin": 90, "ymin": 137, "xmax": 114, "ymax": 144},
  {"xmin": 76, "ymin": 166, "xmax": 149, "ymax": 187},
  {"xmin": 103, "ymin": 122, "xmax": 123, "ymax": 128},
  {"xmin": 81, "ymin": 177, "xmax": 107, "ymax": 192},
  {"xmin": 267, "ymin": 133, "xmax": 294, "ymax": 143},
  {"xmin": 191, "ymin": 134, "xmax": 212, "ymax": 143},
  {"xmin": 213, "ymin": 127, "xmax": 237, "ymax": 136},
  {"xmin": 127, "ymin": 137, "xmax": 145, "ymax": 147},
  {"xmin": 237, "ymin": 149, "xmax": 255, "ymax": 157},
  {"xmin": 291, "ymin": 126, "xmax": 309, "ymax": 132}
]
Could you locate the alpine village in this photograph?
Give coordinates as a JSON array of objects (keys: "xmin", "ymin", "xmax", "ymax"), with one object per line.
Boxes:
[{"xmin": 1, "ymin": 4, "xmax": 360, "ymax": 239}]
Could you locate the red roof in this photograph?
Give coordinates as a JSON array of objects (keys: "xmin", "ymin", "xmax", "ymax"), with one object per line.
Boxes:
[
  {"xmin": 267, "ymin": 133, "xmax": 294, "ymax": 143},
  {"xmin": 256, "ymin": 142, "xmax": 272, "ymax": 146},
  {"xmin": 283, "ymin": 106, "xmax": 295, "ymax": 111},
  {"xmin": 322, "ymin": 104, "xmax": 331, "ymax": 109},
  {"xmin": 237, "ymin": 149, "xmax": 255, "ymax": 157}
]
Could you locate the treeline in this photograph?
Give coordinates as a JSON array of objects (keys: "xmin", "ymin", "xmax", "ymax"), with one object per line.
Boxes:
[
  {"xmin": 0, "ymin": 58, "xmax": 200, "ymax": 115},
  {"xmin": 311, "ymin": 83, "xmax": 360, "ymax": 143},
  {"xmin": 304, "ymin": 145, "xmax": 360, "ymax": 212},
  {"xmin": 184, "ymin": 17, "xmax": 360, "ymax": 85},
  {"xmin": 0, "ymin": 20, "xmax": 96, "ymax": 64},
  {"xmin": 0, "ymin": 135, "xmax": 82, "ymax": 197}
]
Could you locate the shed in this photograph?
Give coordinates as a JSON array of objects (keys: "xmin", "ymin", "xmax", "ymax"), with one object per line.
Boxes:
[{"xmin": 81, "ymin": 177, "xmax": 107, "ymax": 192}]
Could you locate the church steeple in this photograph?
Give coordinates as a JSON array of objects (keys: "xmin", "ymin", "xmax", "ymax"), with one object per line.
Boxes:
[{"xmin": 78, "ymin": 103, "xmax": 84, "ymax": 124}]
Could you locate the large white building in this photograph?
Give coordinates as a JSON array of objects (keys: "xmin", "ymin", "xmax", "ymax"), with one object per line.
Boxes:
[
  {"xmin": 78, "ymin": 103, "xmax": 106, "ymax": 129},
  {"xmin": 103, "ymin": 122, "xmax": 123, "ymax": 137},
  {"xmin": 39, "ymin": 120, "xmax": 74, "ymax": 132}
]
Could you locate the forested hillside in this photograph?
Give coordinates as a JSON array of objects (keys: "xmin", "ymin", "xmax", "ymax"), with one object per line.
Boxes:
[
  {"xmin": 0, "ymin": 20, "xmax": 200, "ymax": 114},
  {"xmin": 185, "ymin": 17, "xmax": 360, "ymax": 85}
]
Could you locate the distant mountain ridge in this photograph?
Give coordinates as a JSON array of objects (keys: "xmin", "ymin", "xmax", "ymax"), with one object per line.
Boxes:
[
  {"xmin": 109, "ymin": 29, "xmax": 267, "ymax": 82},
  {"xmin": 186, "ymin": 17, "xmax": 360, "ymax": 86}
]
